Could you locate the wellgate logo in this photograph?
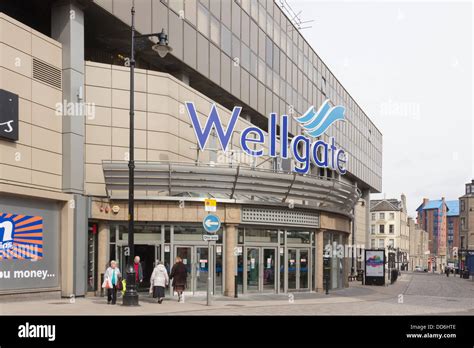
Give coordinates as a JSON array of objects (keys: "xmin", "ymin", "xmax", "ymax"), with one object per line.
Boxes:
[
  {"xmin": 295, "ymin": 100, "xmax": 345, "ymax": 138},
  {"xmin": 185, "ymin": 100, "xmax": 348, "ymax": 175}
]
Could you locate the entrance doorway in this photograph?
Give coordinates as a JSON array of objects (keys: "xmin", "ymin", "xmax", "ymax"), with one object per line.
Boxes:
[
  {"xmin": 116, "ymin": 244, "xmax": 160, "ymax": 291},
  {"xmin": 244, "ymin": 247, "xmax": 276, "ymax": 292},
  {"xmin": 174, "ymin": 245, "xmax": 217, "ymax": 294},
  {"xmin": 287, "ymin": 248, "xmax": 310, "ymax": 291}
]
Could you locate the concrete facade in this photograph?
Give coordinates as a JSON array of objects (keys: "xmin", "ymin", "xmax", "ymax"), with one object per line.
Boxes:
[{"xmin": 408, "ymin": 217, "xmax": 429, "ymax": 271}]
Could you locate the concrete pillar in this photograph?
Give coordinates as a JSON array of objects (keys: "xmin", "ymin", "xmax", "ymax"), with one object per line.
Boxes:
[
  {"xmin": 60, "ymin": 200, "xmax": 75, "ymax": 298},
  {"xmin": 52, "ymin": 0, "xmax": 88, "ymax": 297},
  {"xmin": 96, "ymin": 223, "xmax": 110, "ymax": 295},
  {"xmin": 224, "ymin": 224, "xmax": 238, "ymax": 297},
  {"xmin": 315, "ymin": 229, "xmax": 324, "ymax": 292}
]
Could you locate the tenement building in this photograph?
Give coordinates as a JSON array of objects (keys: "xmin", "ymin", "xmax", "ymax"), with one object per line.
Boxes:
[
  {"xmin": 459, "ymin": 180, "xmax": 474, "ymax": 273},
  {"xmin": 369, "ymin": 194, "xmax": 409, "ymax": 270},
  {"xmin": 0, "ymin": 0, "xmax": 382, "ymax": 298}
]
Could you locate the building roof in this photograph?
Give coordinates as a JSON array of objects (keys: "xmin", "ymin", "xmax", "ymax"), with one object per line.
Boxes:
[
  {"xmin": 370, "ymin": 199, "xmax": 400, "ymax": 212},
  {"xmin": 446, "ymin": 200, "xmax": 459, "ymax": 216}
]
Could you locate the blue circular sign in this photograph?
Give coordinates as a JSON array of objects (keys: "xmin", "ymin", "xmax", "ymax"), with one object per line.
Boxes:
[{"xmin": 202, "ymin": 214, "xmax": 221, "ymax": 234}]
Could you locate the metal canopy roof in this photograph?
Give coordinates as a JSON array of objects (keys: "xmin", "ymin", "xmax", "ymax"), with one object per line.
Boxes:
[{"xmin": 102, "ymin": 161, "xmax": 361, "ymax": 215}]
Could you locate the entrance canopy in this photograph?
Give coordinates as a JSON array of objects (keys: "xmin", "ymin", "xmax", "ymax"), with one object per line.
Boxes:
[{"xmin": 102, "ymin": 161, "xmax": 361, "ymax": 215}]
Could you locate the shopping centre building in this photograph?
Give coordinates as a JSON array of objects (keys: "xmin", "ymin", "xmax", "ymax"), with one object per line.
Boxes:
[{"xmin": 0, "ymin": 0, "xmax": 382, "ymax": 298}]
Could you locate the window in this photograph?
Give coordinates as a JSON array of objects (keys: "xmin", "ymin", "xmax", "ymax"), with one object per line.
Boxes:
[
  {"xmin": 197, "ymin": 3, "xmax": 210, "ymax": 36},
  {"xmin": 461, "ymin": 199, "xmax": 465, "ymax": 212},
  {"xmin": 221, "ymin": 24, "xmax": 231, "ymax": 56},
  {"xmin": 379, "ymin": 213, "xmax": 385, "ymax": 220},
  {"xmin": 378, "ymin": 239, "xmax": 384, "ymax": 249},
  {"xmin": 210, "ymin": 16, "xmax": 220, "ymax": 45},
  {"xmin": 461, "ymin": 217, "xmax": 466, "ymax": 230},
  {"xmin": 467, "ymin": 184, "xmax": 472, "ymax": 194},
  {"xmin": 388, "ymin": 239, "xmax": 394, "ymax": 247},
  {"xmin": 371, "ymin": 213, "xmax": 375, "ymax": 221},
  {"xmin": 371, "ymin": 225, "xmax": 375, "ymax": 234},
  {"xmin": 371, "ymin": 239, "xmax": 376, "ymax": 249},
  {"xmin": 389, "ymin": 213, "xmax": 395, "ymax": 220},
  {"xmin": 379, "ymin": 225, "xmax": 385, "ymax": 234},
  {"xmin": 389, "ymin": 225, "xmax": 394, "ymax": 234},
  {"xmin": 321, "ymin": 76, "xmax": 326, "ymax": 96}
]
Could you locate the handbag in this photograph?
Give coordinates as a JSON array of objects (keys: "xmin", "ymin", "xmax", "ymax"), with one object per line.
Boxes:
[
  {"xmin": 102, "ymin": 279, "xmax": 111, "ymax": 289},
  {"xmin": 116, "ymin": 277, "xmax": 123, "ymax": 290}
]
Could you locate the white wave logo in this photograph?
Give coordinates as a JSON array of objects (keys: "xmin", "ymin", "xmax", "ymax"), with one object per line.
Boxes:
[{"xmin": 294, "ymin": 100, "xmax": 346, "ymax": 138}]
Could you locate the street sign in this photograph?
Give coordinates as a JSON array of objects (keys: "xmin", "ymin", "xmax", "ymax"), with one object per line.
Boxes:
[
  {"xmin": 203, "ymin": 234, "xmax": 219, "ymax": 242},
  {"xmin": 202, "ymin": 214, "xmax": 221, "ymax": 233},
  {"xmin": 204, "ymin": 198, "xmax": 217, "ymax": 212}
]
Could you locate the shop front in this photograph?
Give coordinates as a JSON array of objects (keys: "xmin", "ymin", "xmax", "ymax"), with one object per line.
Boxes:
[{"xmin": 89, "ymin": 161, "xmax": 359, "ymax": 297}]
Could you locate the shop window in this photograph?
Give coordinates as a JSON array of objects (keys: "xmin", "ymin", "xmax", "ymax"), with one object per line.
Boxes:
[
  {"xmin": 244, "ymin": 228, "xmax": 278, "ymax": 243},
  {"xmin": 286, "ymin": 230, "xmax": 311, "ymax": 244}
]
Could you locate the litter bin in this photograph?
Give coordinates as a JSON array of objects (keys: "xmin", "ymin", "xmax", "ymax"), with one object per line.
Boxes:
[
  {"xmin": 462, "ymin": 270, "xmax": 470, "ymax": 279},
  {"xmin": 356, "ymin": 269, "xmax": 364, "ymax": 282}
]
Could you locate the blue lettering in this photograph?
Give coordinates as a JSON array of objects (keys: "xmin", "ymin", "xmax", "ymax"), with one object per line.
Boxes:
[
  {"xmin": 240, "ymin": 127, "xmax": 264, "ymax": 156},
  {"xmin": 290, "ymin": 135, "xmax": 310, "ymax": 174},
  {"xmin": 185, "ymin": 102, "xmax": 241, "ymax": 152},
  {"xmin": 311, "ymin": 140, "xmax": 329, "ymax": 168}
]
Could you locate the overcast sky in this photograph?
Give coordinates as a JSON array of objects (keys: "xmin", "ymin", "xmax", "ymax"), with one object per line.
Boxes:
[{"xmin": 286, "ymin": 0, "xmax": 473, "ymax": 217}]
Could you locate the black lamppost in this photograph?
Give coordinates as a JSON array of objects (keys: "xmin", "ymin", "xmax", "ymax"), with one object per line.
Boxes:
[{"xmin": 123, "ymin": 6, "xmax": 172, "ymax": 306}]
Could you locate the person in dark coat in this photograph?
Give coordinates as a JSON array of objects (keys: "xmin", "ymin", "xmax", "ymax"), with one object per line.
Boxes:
[{"xmin": 169, "ymin": 256, "xmax": 187, "ymax": 302}]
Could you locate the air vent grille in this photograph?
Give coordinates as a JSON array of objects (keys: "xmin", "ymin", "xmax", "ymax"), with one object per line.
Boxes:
[
  {"xmin": 241, "ymin": 207, "xmax": 320, "ymax": 227},
  {"xmin": 32, "ymin": 58, "xmax": 62, "ymax": 90}
]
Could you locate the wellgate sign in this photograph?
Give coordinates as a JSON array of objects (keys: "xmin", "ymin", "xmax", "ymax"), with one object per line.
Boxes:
[{"xmin": 185, "ymin": 100, "xmax": 348, "ymax": 175}]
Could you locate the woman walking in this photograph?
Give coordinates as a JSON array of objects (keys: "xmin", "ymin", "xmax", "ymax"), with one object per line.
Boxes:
[
  {"xmin": 169, "ymin": 256, "xmax": 187, "ymax": 302},
  {"xmin": 150, "ymin": 260, "xmax": 169, "ymax": 304},
  {"xmin": 103, "ymin": 260, "xmax": 121, "ymax": 305}
]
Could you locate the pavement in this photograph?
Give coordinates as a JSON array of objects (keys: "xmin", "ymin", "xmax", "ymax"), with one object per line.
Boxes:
[{"xmin": 1, "ymin": 272, "xmax": 473, "ymax": 315}]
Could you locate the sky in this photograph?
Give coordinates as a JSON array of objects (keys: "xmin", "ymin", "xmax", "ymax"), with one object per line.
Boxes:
[{"xmin": 286, "ymin": 0, "xmax": 473, "ymax": 217}]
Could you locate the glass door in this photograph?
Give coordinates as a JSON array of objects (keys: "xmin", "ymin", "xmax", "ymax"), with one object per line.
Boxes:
[
  {"xmin": 246, "ymin": 248, "xmax": 260, "ymax": 291},
  {"xmin": 287, "ymin": 248, "xmax": 297, "ymax": 290},
  {"xmin": 175, "ymin": 246, "xmax": 192, "ymax": 291},
  {"xmin": 195, "ymin": 247, "xmax": 209, "ymax": 292},
  {"xmin": 263, "ymin": 248, "xmax": 276, "ymax": 291},
  {"xmin": 298, "ymin": 249, "xmax": 309, "ymax": 289}
]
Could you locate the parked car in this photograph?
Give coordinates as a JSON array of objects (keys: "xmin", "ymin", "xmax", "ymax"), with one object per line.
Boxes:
[{"xmin": 414, "ymin": 266, "xmax": 423, "ymax": 272}]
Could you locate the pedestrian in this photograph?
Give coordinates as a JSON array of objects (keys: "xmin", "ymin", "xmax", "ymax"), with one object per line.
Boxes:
[
  {"xmin": 103, "ymin": 260, "xmax": 121, "ymax": 305},
  {"xmin": 134, "ymin": 256, "xmax": 144, "ymax": 285},
  {"xmin": 169, "ymin": 256, "xmax": 187, "ymax": 302},
  {"xmin": 150, "ymin": 260, "xmax": 169, "ymax": 304},
  {"xmin": 445, "ymin": 267, "xmax": 450, "ymax": 277}
]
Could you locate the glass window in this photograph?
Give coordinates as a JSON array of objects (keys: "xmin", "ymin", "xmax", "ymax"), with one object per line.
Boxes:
[
  {"xmin": 378, "ymin": 239, "xmax": 384, "ymax": 249},
  {"xmin": 379, "ymin": 225, "xmax": 385, "ymax": 234},
  {"xmin": 231, "ymin": 0, "xmax": 241, "ymax": 36},
  {"xmin": 371, "ymin": 239, "xmax": 376, "ymax": 249},
  {"xmin": 258, "ymin": 57, "xmax": 265, "ymax": 82},
  {"xmin": 209, "ymin": 0, "xmax": 220, "ymax": 18},
  {"xmin": 221, "ymin": 24, "xmax": 231, "ymax": 55},
  {"xmin": 371, "ymin": 213, "xmax": 376, "ymax": 221},
  {"xmin": 389, "ymin": 213, "xmax": 395, "ymax": 220},
  {"xmin": 210, "ymin": 16, "xmax": 220, "ymax": 45},
  {"xmin": 389, "ymin": 225, "xmax": 394, "ymax": 233},
  {"xmin": 388, "ymin": 239, "xmax": 394, "ymax": 247},
  {"xmin": 265, "ymin": 36, "xmax": 273, "ymax": 67},
  {"xmin": 241, "ymin": 43, "xmax": 250, "ymax": 71},
  {"xmin": 245, "ymin": 228, "xmax": 278, "ymax": 243},
  {"xmin": 184, "ymin": 0, "xmax": 197, "ymax": 25},
  {"xmin": 169, "ymin": 0, "xmax": 184, "ymax": 13},
  {"xmin": 250, "ymin": 50, "xmax": 257, "ymax": 76},
  {"xmin": 379, "ymin": 213, "xmax": 385, "ymax": 219},
  {"xmin": 371, "ymin": 225, "xmax": 375, "ymax": 234},
  {"xmin": 250, "ymin": 0, "xmax": 258, "ymax": 21},
  {"xmin": 286, "ymin": 230, "xmax": 311, "ymax": 244},
  {"xmin": 197, "ymin": 3, "xmax": 210, "ymax": 36}
]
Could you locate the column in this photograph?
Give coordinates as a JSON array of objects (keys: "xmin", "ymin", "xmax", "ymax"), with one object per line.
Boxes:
[
  {"xmin": 97, "ymin": 223, "xmax": 110, "ymax": 295},
  {"xmin": 52, "ymin": 0, "xmax": 88, "ymax": 296},
  {"xmin": 224, "ymin": 224, "xmax": 238, "ymax": 297},
  {"xmin": 315, "ymin": 229, "xmax": 324, "ymax": 292}
]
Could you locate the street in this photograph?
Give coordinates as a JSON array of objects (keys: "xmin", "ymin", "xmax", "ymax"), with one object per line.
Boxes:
[{"xmin": 1, "ymin": 272, "xmax": 473, "ymax": 316}]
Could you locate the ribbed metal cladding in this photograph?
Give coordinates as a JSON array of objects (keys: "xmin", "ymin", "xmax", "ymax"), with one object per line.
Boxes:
[
  {"xmin": 32, "ymin": 58, "xmax": 62, "ymax": 89},
  {"xmin": 102, "ymin": 161, "xmax": 361, "ymax": 215},
  {"xmin": 241, "ymin": 207, "xmax": 320, "ymax": 227}
]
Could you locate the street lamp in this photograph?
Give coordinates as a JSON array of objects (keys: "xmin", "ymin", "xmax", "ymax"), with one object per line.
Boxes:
[{"xmin": 123, "ymin": 6, "xmax": 172, "ymax": 307}]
